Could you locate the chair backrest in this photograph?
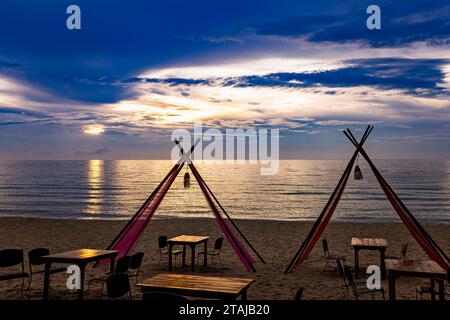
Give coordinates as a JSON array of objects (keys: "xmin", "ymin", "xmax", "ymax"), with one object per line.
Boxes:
[
  {"xmin": 28, "ymin": 248, "xmax": 50, "ymax": 266},
  {"xmin": 214, "ymin": 238, "xmax": 224, "ymax": 251},
  {"xmin": 400, "ymin": 243, "xmax": 408, "ymax": 259},
  {"xmin": 322, "ymin": 239, "xmax": 329, "ymax": 257},
  {"xmin": 294, "ymin": 287, "xmax": 304, "ymax": 300},
  {"xmin": 106, "ymin": 273, "xmax": 131, "ymax": 299},
  {"xmin": 129, "ymin": 252, "xmax": 144, "ymax": 270},
  {"xmin": 142, "ymin": 291, "xmax": 189, "ymax": 301},
  {"xmin": 0, "ymin": 249, "xmax": 24, "ymax": 268},
  {"xmin": 158, "ymin": 236, "xmax": 168, "ymax": 250},
  {"xmin": 115, "ymin": 256, "xmax": 131, "ymax": 274}
]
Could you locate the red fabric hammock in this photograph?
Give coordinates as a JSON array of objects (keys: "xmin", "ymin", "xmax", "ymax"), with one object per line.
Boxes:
[
  {"xmin": 293, "ymin": 156, "xmax": 354, "ymax": 269},
  {"xmin": 361, "ymin": 148, "xmax": 449, "ymax": 270},
  {"xmin": 189, "ymin": 162, "xmax": 255, "ymax": 271}
]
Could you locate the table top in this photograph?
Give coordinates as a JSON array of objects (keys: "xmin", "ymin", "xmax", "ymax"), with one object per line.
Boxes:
[
  {"xmin": 168, "ymin": 235, "xmax": 209, "ymax": 244},
  {"xmin": 137, "ymin": 273, "xmax": 254, "ymax": 297},
  {"xmin": 351, "ymin": 237, "xmax": 388, "ymax": 248},
  {"xmin": 42, "ymin": 249, "xmax": 117, "ymax": 262},
  {"xmin": 385, "ymin": 259, "xmax": 447, "ymax": 278}
]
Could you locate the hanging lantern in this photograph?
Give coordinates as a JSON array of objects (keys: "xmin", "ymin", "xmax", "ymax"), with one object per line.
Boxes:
[
  {"xmin": 184, "ymin": 171, "xmax": 191, "ymax": 188},
  {"xmin": 354, "ymin": 156, "xmax": 363, "ymax": 180}
]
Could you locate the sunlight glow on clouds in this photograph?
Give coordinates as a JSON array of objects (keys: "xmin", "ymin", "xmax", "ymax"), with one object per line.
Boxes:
[
  {"xmin": 83, "ymin": 125, "xmax": 106, "ymax": 136},
  {"xmin": 440, "ymin": 64, "xmax": 450, "ymax": 89},
  {"xmin": 110, "ymin": 53, "xmax": 450, "ymax": 130},
  {"xmin": 142, "ymin": 57, "xmax": 349, "ymax": 79}
]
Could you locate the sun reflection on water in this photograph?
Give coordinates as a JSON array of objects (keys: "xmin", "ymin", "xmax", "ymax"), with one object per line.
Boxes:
[{"xmin": 83, "ymin": 160, "xmax": 104, "ymax": 217}]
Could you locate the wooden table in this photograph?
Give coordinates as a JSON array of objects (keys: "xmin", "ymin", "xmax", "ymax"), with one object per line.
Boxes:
[
  {"xmin": 168, "ymin": 235, "xmax": 209, "ymax": 272},
  {"xmin": 42, "ymin": 249, "xmax": 117, "ymax": 300},
  {"xmin": 352, "ymin": 237, "xmax": 388, "ymax": 279},
  {"xmin": 138, "ymin": 273, "xmax": 254, "ymax": 300},
  {"xmin": 385, "ymin": 259, "xmax": 447, "ymax": 300}
]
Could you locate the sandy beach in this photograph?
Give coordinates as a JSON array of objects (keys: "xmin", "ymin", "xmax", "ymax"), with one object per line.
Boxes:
[{"xmin": 0, "ymin": 217, "xmax": 448, "ymax": 300}]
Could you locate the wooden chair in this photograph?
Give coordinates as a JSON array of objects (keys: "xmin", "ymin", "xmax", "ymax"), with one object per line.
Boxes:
[
  {"xmin": 386, "ymin": 243, "xmax": 408, "ymax": 260},
  {"xmin": 158, "ymin": 236, "xmax": 182, "ymax": 266},
  {"xmin": 197, "ymin": 237, "xmax": 224, "ymax": 267},
  {"xmin": 27, "ymin": 248, "xmax": 66, "ymax": 290},
  {"xmin": 0, "ymin": 249, "xmax": 29, "ymax": 296},
  {"xmin": 106, "ymin": 273, "xmax": 132, "ymax": 299},
  {"xmin": 322, "ymin": 239, "xmax": 346, "ymax": 273},
  {"xmin": 344, "ymin": 266, "xmax": 385, "ymax": 300}
]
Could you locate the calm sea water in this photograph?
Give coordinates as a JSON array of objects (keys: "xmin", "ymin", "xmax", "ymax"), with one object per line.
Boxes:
[{"xmin": 0, "ymin": 160, "xmax": 449, "ymax": 224}]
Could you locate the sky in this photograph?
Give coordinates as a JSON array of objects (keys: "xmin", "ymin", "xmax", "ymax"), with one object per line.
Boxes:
[{"xmin": 0, "ymin": 0, "xmax": 449, "ymax": 159}]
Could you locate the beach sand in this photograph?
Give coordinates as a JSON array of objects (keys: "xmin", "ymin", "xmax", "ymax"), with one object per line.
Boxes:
[{"xmin": 0, "ymin": 217, "xmax": 448, "ymax": 300}]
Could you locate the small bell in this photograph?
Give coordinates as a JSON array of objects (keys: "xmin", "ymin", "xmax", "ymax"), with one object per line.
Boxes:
[{"xmin": 184, "ymin": 171, "xmax": 191, "ymax": 188}]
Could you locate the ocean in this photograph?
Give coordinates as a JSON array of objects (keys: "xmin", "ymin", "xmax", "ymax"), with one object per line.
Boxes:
[{"xmin": 0, "ymin": 160, "xmax": 449, "ymax": 224}]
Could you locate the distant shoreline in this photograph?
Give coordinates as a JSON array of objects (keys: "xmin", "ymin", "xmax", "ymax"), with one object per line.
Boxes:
[{"xmin": 0, "ymin": 215, "xmax": 449, "ymax": 225}]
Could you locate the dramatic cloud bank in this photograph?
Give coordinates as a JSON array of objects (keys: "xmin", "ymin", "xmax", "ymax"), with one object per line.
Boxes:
[{"xmin": 0, "ymin": 0, "xmax": 449, "ymax": 159}]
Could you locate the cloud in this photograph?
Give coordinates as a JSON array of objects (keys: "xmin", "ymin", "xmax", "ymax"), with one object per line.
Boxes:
[
  {"xmin": 254, "ymin": 1, "xmax": 450, "ymax": 47},
  {"xmin": 233, "ymin": 58, "xmax": 450, "ymax": 97},
  {"xmin": 137, "ymin": 57, "xmax": 450, "ymax": 97}
]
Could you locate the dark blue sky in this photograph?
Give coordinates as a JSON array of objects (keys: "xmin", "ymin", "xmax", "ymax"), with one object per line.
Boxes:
[{"xmin": 0, "ymin": 0, "xmax": 449, "ymax": 159}]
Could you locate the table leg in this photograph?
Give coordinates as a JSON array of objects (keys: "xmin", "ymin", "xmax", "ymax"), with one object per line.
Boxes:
[
  {"xmin": 437, "ymin": 280, "xmax": 445, "ymax": 301},
  {"xmin": 430, "ymin": 279, "xmax": 436, "ymax": 300},
  {"xmin": 388, "ymin": 274, "xmax": 396, "ymax": 300},
  {"xmin": 354, "ymin": 248, "xmax": 359, "ymax": 277},
  {"xmin": 191, "ymin": 245, "xmax": 196, "ymax": 272},
  {"xmin": 169, "ymin": 243, "xmax": 173, "ymax": 272},
  {"xmin": 380, "ymin": 249, "xmax": 386, "ymax": 280},
  {"xmin": 43, "ymin": 262, "xmax": 52, "ymax": 300},
  {"xmin": 203, "ymin": 240, "xmax": 208, "ymax": 267},
  {"xmin": 182, "ymin": 244, "xmax": 186, "ymax": 267},
  {"xmin": 78, "ymin": 263, "xmax": 86, "ymax": 300}
]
